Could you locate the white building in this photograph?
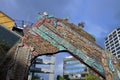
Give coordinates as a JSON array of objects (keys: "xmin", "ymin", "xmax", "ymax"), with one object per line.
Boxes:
[{"xmin": 105, "ymin": 28, "xmax": 120, "ymax": 59}]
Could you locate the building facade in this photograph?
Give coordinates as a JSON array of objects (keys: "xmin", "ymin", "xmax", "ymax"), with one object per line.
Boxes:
[
  {"xmin": 29, "ymin": 55, "xmax": 56, "ymax": 80},
  {"xmin": 63, "ymin": 56, "xmax": 89, "ymax": 80},
  {"xmin": 105, "ymin": 28, "xmax": 120, "ymax": 59},
  {"xmin": 0, "ymin": 11, "xmax": 15, "ymax": 30},
  {"xmin": 0, "ymin": 25, "xmax": 20, "ymax": 47}
]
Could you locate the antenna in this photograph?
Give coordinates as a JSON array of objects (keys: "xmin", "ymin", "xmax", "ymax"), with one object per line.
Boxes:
[{"xmin": 78, "ymin": 22, "xmax": 85, "ymax": 29}]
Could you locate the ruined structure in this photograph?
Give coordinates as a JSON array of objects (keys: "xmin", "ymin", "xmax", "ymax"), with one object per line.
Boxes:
[{"xmin": 0, "ymin": 13, "xmax": 120, "ymax": 80}]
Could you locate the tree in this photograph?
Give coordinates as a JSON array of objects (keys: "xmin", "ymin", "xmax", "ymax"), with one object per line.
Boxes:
[
  {"xmin": 32, "ymin": 74, "xmax": 40, "ymax": 80},
  {"xmin": 57, "ymin": 75, "xmax": 65, "ymax": 80},
  {"xmin": 85, "ymin": 74, "xmax": 102, "ymax": 80},
  {"xmin": 0, "ymin": 41, "xmax": 10, "ymax": 56},
  {"xmin": 33, "ymin": 74, "xmax": 40, "ymax": 80}
]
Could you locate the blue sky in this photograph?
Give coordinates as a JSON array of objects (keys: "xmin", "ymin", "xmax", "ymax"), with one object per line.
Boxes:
[
  {"xmin": 0, "ymin": 0, "xmax": 120, "ymax": 47},
  {"xmin": 0, "ymin": 0, "xmax": 120, "ymax": 79}
]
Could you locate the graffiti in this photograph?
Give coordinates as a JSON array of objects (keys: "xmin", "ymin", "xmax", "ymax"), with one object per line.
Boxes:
[
  {"xmin": 113, "ymin": 77, "xmax": 116, "ymax": 80},
  {"xmin": 108, "ymin": 59, "xmax": 115, "ymax": 72},
  {"xmin": 117, "ymin": 70, "xmax": 120, "ymax": 79},
  {"xmin": 37, "ymin": 13, "xmax": 58, "ymax": 28}
]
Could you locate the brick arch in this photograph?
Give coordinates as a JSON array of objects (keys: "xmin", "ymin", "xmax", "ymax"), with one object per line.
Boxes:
[
  {"xmin": 29, "ymin": 50, "xmax": 103, "ymax": 80},
  {"xmin": 21, "ymin": 26, "xmax": 106, "ymax": 79},
  {"xmin": 0, "ymin": 15, "xmax": 119, "ymax": 80},
  {"xmin": 0, "ymin": 25, "xmax": 106, "ymax": 80}
]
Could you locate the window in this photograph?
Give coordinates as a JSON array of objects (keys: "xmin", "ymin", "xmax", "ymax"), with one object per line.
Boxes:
[
  {"xmin": 110, "ymin": 40, "xmax": 113, "ymax": 44},
  {"xmin": 107, "ymin": 46, "xmax": 110, "ymax": 49},
  {"xmin": 109, "ymin": 37, "xmax": 112, "ymax": 41},
  {"xmin": 106, "ymin": 43, "xmax": 109, "ymax": 46},
  {"xmin": 110, "ymin": 44, "xmax": 114, "ymax": 47},
  {"xmin": 112, "ymin": 50, "xmax": 115, "ymax": 53},
  {"xmin": 109, "ymin": 35, "xmax": 113, "ymax": 40},
  {"xmin": 118, "ymin": 31, "xmax": 120, "ymax": 34},
  {"xmin": 109, "ymin": 34, "xmax": 112, "ymax": 38},
  {"xmin": 105, "ymin": 40, "xmax": 108, "ymax": 44},
  {"xmin": 105, "ymin": 37, "xmax": 108, "ymax": 40},
  {"xmin": 111, "ymin": 47, "xmax": 115, "ymax": 50},
  {"xmin": 115, "ymin": 44, "xmax": 119, "ymax": 47},
  {"xmin": 113, "ymin": 31, "xmax": 116, "ymax": 34},
  {"xmin": 117, "ymin": 55, "xmax": 120, "ymax": 59},
  {"xmin": 117, "ymin": 51, "xmax": 120, "ymax": 54},
  {"xmin": 114, "ymin": 37, "xmax": 118, "ymax": 41},
  {"xmin": 115, "ymin": 40, "xmax": 118, "ymax": 44},
  {"xmin": 117, "ymin": 28, "xmax": 120, "ymax": 31},
  {"xmin": 113, "ymin": 34, "xmax": 117, "ymax": 38},
  {"xmin": 113, "ymin": 53, "xmax": 116, "ymax": 56},
  {"xmin": 116, "ymin": 47, "xmax": 120, "ymax": 51}
]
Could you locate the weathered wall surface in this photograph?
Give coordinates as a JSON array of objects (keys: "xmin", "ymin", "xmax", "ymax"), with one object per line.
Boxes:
[{"xmin": 0, "ymin": 36, "xmax": 59, "ymax": 80}]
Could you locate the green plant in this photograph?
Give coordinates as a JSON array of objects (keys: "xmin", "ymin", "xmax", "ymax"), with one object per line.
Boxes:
[
  {"xmin": 33, "ymin": 74, "xmax": 40, "ymax": 80},
  {"xmin": 57, "ymin": 75, "xmax": 65, "ymax": 80},
  {"xmin": 85, "ymin": 74, "xmax": 102, "ymax": 80}
]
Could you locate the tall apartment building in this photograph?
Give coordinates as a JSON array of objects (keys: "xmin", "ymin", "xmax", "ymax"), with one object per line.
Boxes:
[
  {"xmin": 63, "ymin": 56, "xmax": 89, "ymax": 80},
  {"xmin": 105, "ymin": 28, "xmax": 120, "ymax": 59}
]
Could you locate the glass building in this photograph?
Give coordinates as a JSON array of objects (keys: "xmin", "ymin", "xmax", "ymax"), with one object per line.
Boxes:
[
  {"xmin": 29, "ymin": 55, "xmax": 56, "ymax": 80},
  {"xmin": 63, "ymin": 56, "xmax": 89, "ymax": 80}
]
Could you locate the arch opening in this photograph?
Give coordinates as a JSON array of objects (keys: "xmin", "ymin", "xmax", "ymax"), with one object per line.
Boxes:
[{"xmin": 28, "ymin": 50, "xmax": 104, "ymax": 80}]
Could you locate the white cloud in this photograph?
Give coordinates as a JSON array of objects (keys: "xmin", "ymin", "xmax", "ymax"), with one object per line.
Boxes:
[{"xmin": 65, "ymin": 56, "xmax": 73, "ymax": 59}]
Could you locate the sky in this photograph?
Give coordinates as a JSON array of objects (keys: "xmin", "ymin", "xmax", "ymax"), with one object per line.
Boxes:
[
  {"xmin": 0, "ymin": 0, "xmax": 120, "ymax": 79},
  {"xmin": 0, "ymin": 0, "xmax": 120, "ymax": 47}
]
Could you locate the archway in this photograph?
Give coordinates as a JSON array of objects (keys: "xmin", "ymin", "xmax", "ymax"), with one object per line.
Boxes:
[
  {"xmin": 0, "ymin": 13, "xmax": 120, "ymax": 80},
  {"xmin": 28, "ymin": 51, "xmax": 103, "ymax": 80}
]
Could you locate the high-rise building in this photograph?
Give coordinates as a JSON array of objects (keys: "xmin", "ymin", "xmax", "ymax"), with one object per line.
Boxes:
[
  {"xmin": 63, "ymin": 56, "xmax": 89, "ymax": 80},
  {"xmin": 105, "ymin": 28, "xmax": 120, "ymax": 59}
]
